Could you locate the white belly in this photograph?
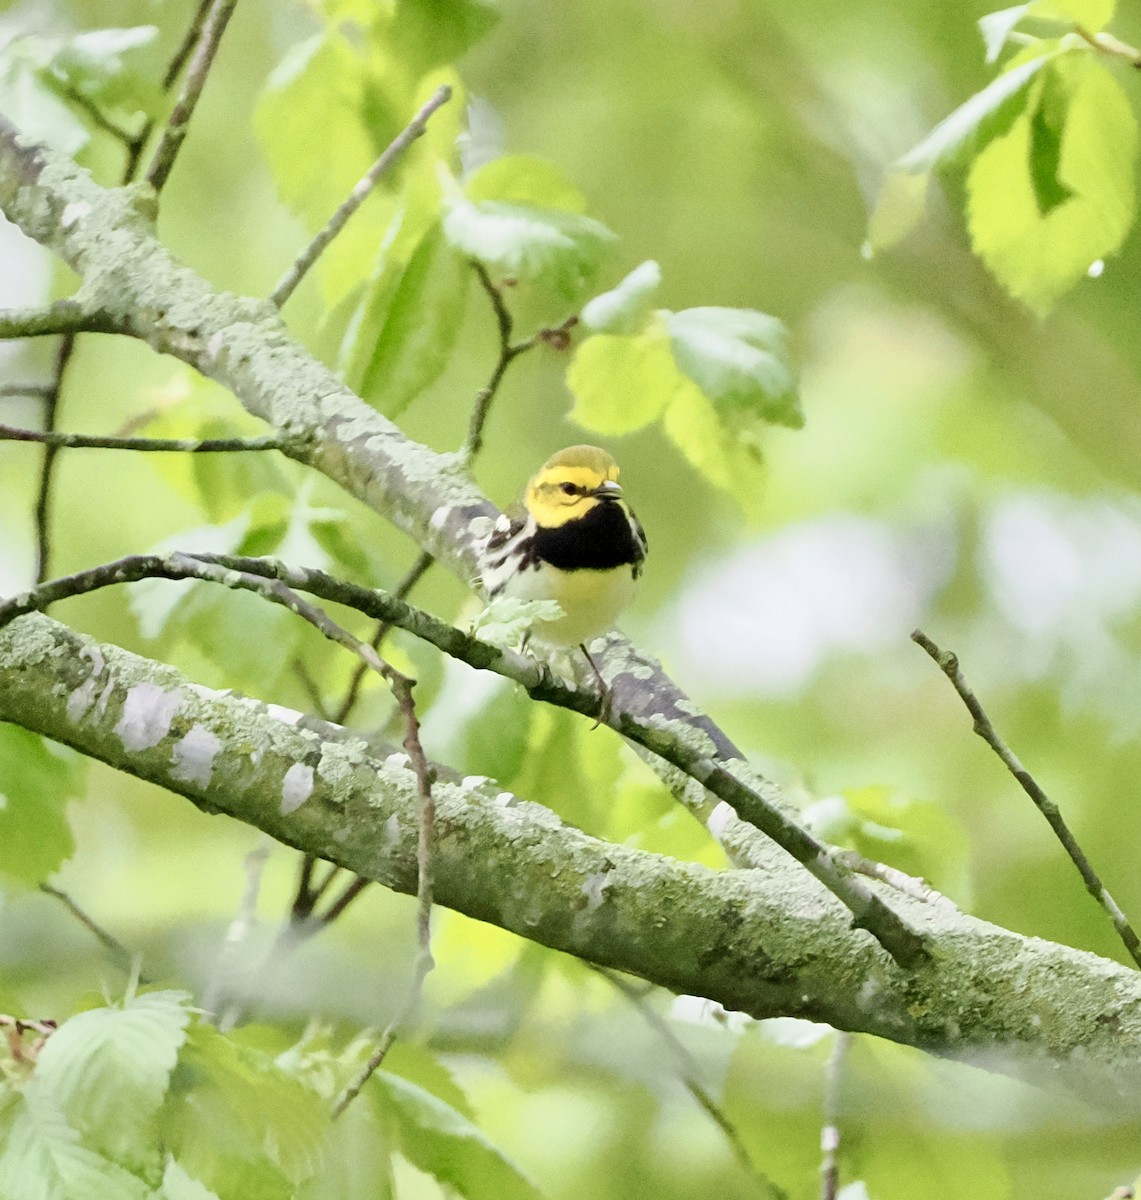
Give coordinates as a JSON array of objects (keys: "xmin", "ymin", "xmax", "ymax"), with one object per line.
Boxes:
[{"xmin": 503, "ymin": 560, "xmax": 637, "ymax": 647}]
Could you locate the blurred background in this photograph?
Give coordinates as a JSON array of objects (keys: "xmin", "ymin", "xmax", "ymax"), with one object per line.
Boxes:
[{"xmin": 2, "ymin": 0, "xmax": 1141, "ymax": 1196}]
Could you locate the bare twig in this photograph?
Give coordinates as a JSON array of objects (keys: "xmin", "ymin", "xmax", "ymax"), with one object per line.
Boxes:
[
  {"xmin": 145, "ymin": 0, "xmax": 240, "ymax": 194},
  {"xmin": 331, "ymin": 675, "xmax": 437, "ymax": 1119},
  {"xmin": 39, "ymin": 883, "xmax": 136, "ymax": 975},
  {"xmin": 58, "ymin": 85, "xmax": 139, "ymax": 146},
  {"xmin": 0, "ymin": 424, "xmax": 285, "ymax": 453},
  {"xmin": 0, "ymin": 1014, "xmax": 58, "ymax": 1065},
  {"xmin": 912, "ymin": 629, "xmax": 1141, "ymax": 969},
  {"xmin": 123, "ymin": 0, "xmax": 214, "ymax": 187},
  {"xmin": 33, "ymin": 334, "xmax": 75, "ymax": 584},
  {"xmin": 1074, "ymin": 25, "xmax": 1141, "ymax": 67},
  {"xmin": 0, "ymin": 384, "xmax": 53, "ymax": 400},
  {"xmin": 820, "ymin": 1032, "xmax": 851, "ymax": 1200},
  {"xmin": 270, "ymin": 85, "xmax": 454, "ymax": 309},
  {"xmin": 592, "ymin": 966, "xmax": 782, "ymax": 1196},
  {"xmin": 202, "ymin": 839, "xmax": 273, "ymax": 1027}
]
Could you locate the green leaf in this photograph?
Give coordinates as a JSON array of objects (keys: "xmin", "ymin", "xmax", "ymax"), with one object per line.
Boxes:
[
  {"xmin": 388, "ymin": 0, "xmax": 499, "ymax": 77},
  {"xmin": 979, "ymin": 6, "xmax": 1030, "ymax": 63},
  {"xmin": 43, "ymin": 26, "xmax": 163, "ymax": 115},
  {"xmin": 442, "ymin": 197, "xmax": 615, "ymax": 299},
  {"xmin": 566, "ymin": 328, "xmax": 675, "ymax": 434},
  {"xmin": 255, "ymin": 31, "xmax": 391, "ymax": 226},
  {"xmin": 354, "ymin": 223, "xmax": 470, "ymax": 416},
  {"xmin": 0, "ymin": 42, "xmax": 89, "ymax": 155},
  {"xmin": 33, "ymin": 991, "xmax": 193, "ymax": 1173},
  {"xmin": 0, "ymin": 1094, "xmax": 153, "ymax": 1200},
  {"xmin": 666, "ymin": 306, "xmax": 801, "ymax": 429},
  {"xmin": 580, "ymin": 260, "xmax": 662, "ymax": 334},
  {"xmin": 374, "ymin": 1072, "xmax": 542, "ymax": 1200},
  {"xmin": 865, "ymin": 168, "xmax": 929, "ymax": 253},
  {"xmin": 662, "ymin": 380, "xmax": 769, "ymax": 520},
  {"xmin": 1027, "ymin": 0, "xmax": 1114, "ymax": 29},
  {"xmin": 162, "ymin": 1024, "xmax": 329, "ymax": 1190},
  {"xmin": 898, "ymin": 51, "xmax": 1058, "ymax": 174},
  {"xmin": 0, "ymin": 726, "xmax": 78, "ymax": 887},
  {"xmin": 967, "ymin": 56, "xmax": 1136, "ymax": 313},
  {"xmin": 465, "ymin": 155, "xmax": 587, "ymax": 211},
  {"xmin": 1028, "ymin": 73, "xmax": 1074, "ymax": 214}
]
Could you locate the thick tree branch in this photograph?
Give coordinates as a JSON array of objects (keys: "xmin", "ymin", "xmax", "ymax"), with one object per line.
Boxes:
[{"xmin": 2, "ymin": 612, "xmax": 1141, "ymax": 1106}]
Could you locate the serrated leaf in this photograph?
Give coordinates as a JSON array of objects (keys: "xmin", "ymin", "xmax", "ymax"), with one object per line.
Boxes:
[
  {"xmin": 0, "ymin": 727, "xmax": 78, "ymax": 887},
  {"xmin": 465, "ymin": 155, "xmax": 586, "ymax": 211},
  {"xmin": 580, "ymin": 260, "xmax": 662, "ymax": 334},
  {"xmin": 666, "ymin": 306, "xmax": 801, "ymax": 429},
  {"xmin": 33, "ymin": 991, "xmax": 193, "ymax": 1172},
  {"xmin": 898, "ymin": 51, "xmax": 1058, "ymax": 174},
  {"xmin": 1027, "ymin": 0, "xmax": 1114, "ymax": 29},
  {"xmin": 162, "ymin": 1024, "xmax": 329, "ymax": 1189},
  {"xmin": 374, "ymin": 1072, "xmax": 542, "ymax": 1200},
  {"xmin": 355, "ymin": 223, "xmax": 470, "ymax": 416},
  {"xmin": 566, "ymin": 328, "xmax": 675, "ymax": 434},
  {"xmin": 967, "ymin": 56, "xmax": 1136, "ymax": 312},
  {"xmin": 442, "ymin": 197, "xmax": 615, "ymax": 299},
  {"xmin": 979, "ymin": 6, "xmax": 1030, "ymax": 63},
  {"xmin": 0, "ymin": 1094, "xmax": 153, "ymax": 1200},
  {"xmin": 866, "ymin": 168, "xmax": 929, "ymax": 253}
]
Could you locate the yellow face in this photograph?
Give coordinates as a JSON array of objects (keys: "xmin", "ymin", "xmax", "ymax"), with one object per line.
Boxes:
[{"xmin": 524, "ymin": 445, "xmax": 622, "ymax": 529}]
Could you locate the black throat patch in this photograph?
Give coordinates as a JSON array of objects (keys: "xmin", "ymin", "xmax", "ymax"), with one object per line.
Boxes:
[{"xmin": 533, "ymin": 500, "xmax": 645, "ymax": 572}]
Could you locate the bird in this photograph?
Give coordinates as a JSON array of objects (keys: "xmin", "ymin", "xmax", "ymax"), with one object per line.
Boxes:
[{"xmin": 481, "ymin": 444, "xmax": 647, "ymax": 671}]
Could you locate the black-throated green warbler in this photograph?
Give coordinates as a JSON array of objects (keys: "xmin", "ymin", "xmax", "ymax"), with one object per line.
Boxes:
[{"xmin": 482, "ymin": 445, "xmax": 647, "ymax": 651}]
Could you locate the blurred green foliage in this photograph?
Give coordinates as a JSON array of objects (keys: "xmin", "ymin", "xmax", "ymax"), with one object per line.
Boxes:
[{"xmin": 3, "ymin": 0, "xmax": 1141, "ymax": 1196}]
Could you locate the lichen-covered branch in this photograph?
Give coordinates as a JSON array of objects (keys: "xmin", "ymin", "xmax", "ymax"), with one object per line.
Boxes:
[{"xmin": 2, "ymin": 612, "xmax": 1141, "ymax": 1106}]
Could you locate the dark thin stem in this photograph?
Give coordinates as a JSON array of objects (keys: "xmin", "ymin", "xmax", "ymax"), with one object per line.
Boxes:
[
  {"xmin": 912, "ymin": 629, "xmax": 1141, "ymax": 969},
  {"xmin": 33, "ymin": 334, "xmax": 75, "ymax": 584},
  {"xmin": 332, "ymin": 549, "xmax": 435, "ymax": 726},
  {"xmin": 39, "ymin": 883, "xmax": 135, "ymax": 975},
  {"xmin": 122, "ymin": 0, "xmax": 214, "ymax": 180},
  {"xmin": 0, "ymin": 424, "xmax": 285, "ymax": 453},
  {"xmin": 0, "ymin": 385, "xmax": 53, "ymax": 400},
  {"xmin": 593, "ymin": 966, "xmax": 782, "ymax": 1196},
  {"xmin": 1074, "ymin": 25, "xmax": 1141, "ymax": 66},
  {"xmin": 820, "ymin": 1032, "xmax": 851, "ymax": 1200},
  {"xmin": 270, "ymin": 85, "xmax": 453, "ymax": 309},
  {"xmin": 145, "ymin": 0, "xmax": 239, "ymax": 194},
  {"xmin": 59, "ymin": 86, "xmax": 139, "ymax": 145}
]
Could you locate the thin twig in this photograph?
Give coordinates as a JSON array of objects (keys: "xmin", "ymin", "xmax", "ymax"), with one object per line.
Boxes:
[
  {"xmin": 58, "ymin": 85, "xmax": 139, "ymax": 146},
  {"xmin": 331, "ymin": 549, "xmax": 435, "ymax": 725},
  {"xmin": 912, "ymin": 629, "xmax": 1141, "ymax": 969},
  {"xmin": 0, "ymin": 384, "xmax": 53, "ymax": 400},
  {"xmin": 202, "ymin": 839, "xmax": 272, "ymax": 1027},
  {"xmin": 33, "ymin": 334, "xmax": 75, "ymax": 584},
  {"xmin": 270, "ymin": 85, "xmax": 453, "ymax": 309},
  {"xmin": 592, "ymin": 966, "xmax": 782, "ymax": 1196},
  {"xmin": 145, "ymin": 0, "xmax": 240, "ymax": 194},
  {"xmin": 1074, "ymin": 25, "xmax": 1141, "ymax": 67},
  {"xmin": 820, "ymin": 1032, "xmax": 851, "ymax": 1200},
  {"xmin": 331, "ymin": 676, "xmax": 437, "ymax": 1119},
  {"xmin": 39, "ymin": 883, "xmax": 136, "ymax": 975},
  {"xmin": 0, "ymin": 424, "xmax": 285, "ymax": 453},
  {"xmin": 122, "ymin": 0, "xmax": 214, "ymax": 183}
]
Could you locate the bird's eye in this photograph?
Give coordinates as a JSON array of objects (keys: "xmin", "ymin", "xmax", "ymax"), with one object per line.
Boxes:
[{"xmin": 560, "ymin": 482, "xmax": 578, "ymax": 496}]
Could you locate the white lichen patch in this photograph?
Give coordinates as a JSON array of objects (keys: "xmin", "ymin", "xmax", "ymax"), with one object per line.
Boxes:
[
  {"xmin": 61, "ymin": 201, "xmax": 92, "ymax": 228},
  {"xmin": 66, "ymin": 645, "xmax": 106, "ymax": 722},
  {"xmin": 171, "ymin": 724, "xmax": 223, "ymax": 789},
  {"xmin": 115, "ymin": 683, "xmax": 184, "ymax": 752},
  {"xmin": 581, "ymin": 869, "xmax": 614, "ymax": 913},
  {"xmin": 265, "ymin": 704, "xmax": 303, "ymax": 725},
  {"xmin": 383, "ymin": 751, "xmax": 411, "ymax": 772},
  {"xmin": 706, "ymin": 801, "xmax": 735, "ymax": 838},
  {"xmin": 461, "ymin": 775, "xmax": 490, "ymax": 790},
  {"xmin": 280, "ymin": 763, "xmax": 314, "ymax": 814}
]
